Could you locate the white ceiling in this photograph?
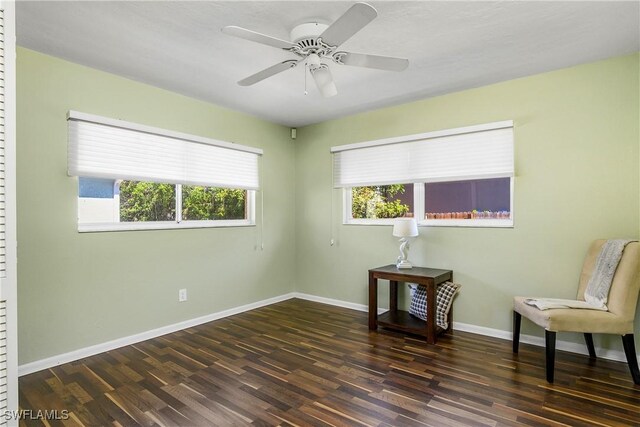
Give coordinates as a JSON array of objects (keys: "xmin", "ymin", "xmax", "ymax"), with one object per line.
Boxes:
[{"xmin": 16, "ymin": 1, "xmax": 640, "ymax": 127}]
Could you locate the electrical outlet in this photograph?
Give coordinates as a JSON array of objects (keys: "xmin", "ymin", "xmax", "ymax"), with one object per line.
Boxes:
[{"xmin": 178, "ymin": 288, "xmax": 187, "ymax": 302}]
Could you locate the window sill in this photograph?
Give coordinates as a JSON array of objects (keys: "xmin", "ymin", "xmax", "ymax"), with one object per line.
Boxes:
[
  {"xmin": 343, "ymin": 218, "xmax": 402, "ymax": 226},
  {"xmin": 343, "ymin": 218, "xmax": 513, "ymax": 228},
  {"xmin": 419, "ymin": 219, "xmax": 513, "ymax": 228},
  {"xmin": 78, "ymin": 220, "xmax": 255, "ymax": 233}
]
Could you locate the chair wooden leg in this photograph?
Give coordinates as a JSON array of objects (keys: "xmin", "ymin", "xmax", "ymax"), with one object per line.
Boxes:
[
  {"xmin": 584, "ymin": 333, "xmax": 596, "ymax": 358},
  {"xmin": 545, "ymin": 330, "xmax": 556, "ymax": 383},
  {"xmin": 621, "ymin": 334, "xmax": 640, "ymax": 385},
  {"xmin": 513, "ymin": 311, "xmax": 521, "ymax": 353}
]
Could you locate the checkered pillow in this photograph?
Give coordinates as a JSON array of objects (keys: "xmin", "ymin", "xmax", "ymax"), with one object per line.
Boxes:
[{"xmin": 408, "ymin": 282, "xmax": 460, "ymax": 330}]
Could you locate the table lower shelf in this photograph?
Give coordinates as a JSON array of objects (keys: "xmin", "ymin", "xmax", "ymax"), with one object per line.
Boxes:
[{"xmin": 377, "ymin": 310, "xmax": 445, "ymax": 337}]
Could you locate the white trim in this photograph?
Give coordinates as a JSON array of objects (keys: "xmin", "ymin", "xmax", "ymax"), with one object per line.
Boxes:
[
  {"xmin": 175, "ymin": 183, "xmax": 183, "ymax": 223},
  {"xmin": 113, "ymin": 181, "xmax": 121, "ymax": 222},
  {"xmin": 419, "ymin": 219, "xmax": 514, "ymax": 228},
  {"xmin": 18, "ymin": 293, "xmax": 296, "ymax": 377},
  {"xmin": 344, "ymin": 218, "xmax": 400, "ymax": 226},
  {"xmin": 452, "ymin": 321, "xmax": 633, "ymax": 363},
  {"xmin": 335, "ymin": 174, "xmax": 514, "ymax": 189},
  {"xmin": 294, "ymin": 292, "xmax": 638, "ymax": 364},
  {"xmin": 330, "ymin": 120, "xmax": 513, "ymax": 153},
  {"xmin": 342, "ymin": 183, "xmax": 417, "ymax": 226},
  {"xmin": 68, "ymin": 110, "xmax": 264, "ymax": 155},
  {"xmin": 258, "ymin": 155, "xmax": 264, "ymax": 250},
  {"xmin": 18, "ymin": 292, "xmax": 638, "ymax": 378},
  {"xmin": 79, "ymin": 188, "xmax": 256, "ymax": 232},
  {"xmin": 293, "ymin": 292, "xmax": 388, "ymax": 315},
  {"xmin": 249, "ymin": 187, "xmax": 257, "ymax": 230},
  {"xmin": 343, "ymin": 218, "xmax": 513, "ymax": 228},
  {"xmin": 78, "ymin": 220, "xmax": 255, "ymax": 233},
  {"xmin": 1, "ymin": 0, "xmax": 18, "ymax": 422},
  {"xmin": 343, "ymin": 180, "xmax": 514, "ymax": 228},
  {"xmin": 509, "ymin": 176, "xmax": 515, "ymax": 226},
  {"xmin": 414, "ymin": 182, "xmax": 425, "ymax": 223},
  {"xmin": 342, "ymin": 187, "xmax": 352, "ymax": 224}
]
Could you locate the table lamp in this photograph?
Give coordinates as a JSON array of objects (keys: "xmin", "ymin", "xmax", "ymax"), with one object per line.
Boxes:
[{"xmin": 393, "ymin": 218, "xmax": 419, "ymax": 269}]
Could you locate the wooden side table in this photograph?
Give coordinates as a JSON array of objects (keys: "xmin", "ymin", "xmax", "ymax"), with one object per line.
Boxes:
[{"xmin": 368, "ymin": 265, "xmax": 453, "ymax": 344}]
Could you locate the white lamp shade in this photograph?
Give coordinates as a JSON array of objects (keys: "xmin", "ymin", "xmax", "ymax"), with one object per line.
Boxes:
[
  {"xmin": 311, "ymin": 66, "xmax": 337, "ymax": 98},
  {"xmin": 392, "ymin": 218, "xmax": 418, "ymax": 238}
]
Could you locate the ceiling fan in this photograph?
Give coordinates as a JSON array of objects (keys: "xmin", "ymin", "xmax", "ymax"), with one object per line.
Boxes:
[{"xmin": 221, "ymin": 2, "xmax": 409, "ymax": 98}]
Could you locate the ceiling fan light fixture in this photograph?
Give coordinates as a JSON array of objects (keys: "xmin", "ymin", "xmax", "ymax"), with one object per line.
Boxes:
[
  {"xmin": 311, "ymin": 65, "xmax": 337, "ymax": 98},
  {"xmin": 307, "ymin": 53, "xmax": 321, "ymax": 68}
]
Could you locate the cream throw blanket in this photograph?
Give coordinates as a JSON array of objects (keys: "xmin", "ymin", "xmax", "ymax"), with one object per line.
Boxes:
[
  {"xmin": 524, "ymin": 239, "xmax": 637, "ymax": 311},
  {"xmin": 584, "ymin": 239, "xmax": 636, "ymax": 308},
  {"xmin": 523, "ymin": 298, "xmax": 608, "ymax": 311}
]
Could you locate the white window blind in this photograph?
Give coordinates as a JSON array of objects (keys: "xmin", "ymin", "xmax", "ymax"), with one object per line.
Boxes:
[
  {"xmin": 68, "ymin": 111, "xmax": 263, "ymax": 190},
  {"xmin": 332, "ymin": 121, "xmax": 513, "ymax": 187}
]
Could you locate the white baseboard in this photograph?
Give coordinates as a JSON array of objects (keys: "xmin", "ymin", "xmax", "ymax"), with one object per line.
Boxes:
[
  {"xmin": 294, "ymin": 292, "xmax": 638, "ymax": 363},
  {"xmin": 291, "ymin": 292, "xmax": 388, "ymax": 314},
  {"xmin": 452, "ymin": 321, "xmax": 636, "ymax": 363},
  {"xmin": 20, "ymin": 291, "xmax": 637, "ymax": 376},
  {"xmin": 18, "ymin": 292, "xmax": 296, "ymax": 377}
]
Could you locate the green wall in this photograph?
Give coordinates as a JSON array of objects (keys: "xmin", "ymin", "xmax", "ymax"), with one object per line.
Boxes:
[
  {"xmin": 17, "ymin": 48, "xmax": 296, "ymax": 364},
  {"xmin": 295, "ymin": 54, "xmax": 640, "ymax": 352},
  {"xmin": 17, "ymin": 48, "xmax": 639, "ymax": 365}
]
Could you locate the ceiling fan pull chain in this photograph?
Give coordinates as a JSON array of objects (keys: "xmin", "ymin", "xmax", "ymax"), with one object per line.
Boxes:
[{"xmin": 304, "ymin": 63, "xmax": 308, "ymax": 95}]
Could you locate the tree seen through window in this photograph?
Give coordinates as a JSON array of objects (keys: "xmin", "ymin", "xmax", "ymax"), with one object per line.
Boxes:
[
  {"xmin": 182, "ymin": 185, "xmax": 246, "ymax": 220},
  {"xmin": 118, "ymin": 181, "xmax": 246, "ymax": 222},
  {"xmin": 351, "ymin": 184, "xmax": 411, "ymax": 219},
  {"xmin": 119, "ymin": 181, "xmax": 176, "ymax": 222}
]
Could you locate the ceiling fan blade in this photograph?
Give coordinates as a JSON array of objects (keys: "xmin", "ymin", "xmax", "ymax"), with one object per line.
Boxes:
[
  {"xmin": 222, "ymin": 26, "xmax": 295, "ymax": 50},
  {"xmin": 310, "ymin": 65, "xmax": 337, "ymax": 98},
  {"xmin": 337, "ymin": 52, "xmax": 409, "ymax": 72},
  {"xmin": 238, "ymin": 60, "xmax": 298, "ymax": 86},
  {"xmin": 319, "ymin": 2, "xmax": 377, "ymax": 47}
]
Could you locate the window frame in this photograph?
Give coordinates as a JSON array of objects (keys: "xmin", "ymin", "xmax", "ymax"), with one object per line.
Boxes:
[
  {"xmin": 78, "ymin": 180, "xmax": 256, "ymax": 233},
  {"xmin": 342, "ymin": 185, "xmax": 419, "ymax": 226},
  {"xmin": 343, "ymin": 179, "xmax": 514, "ymax": 228}
]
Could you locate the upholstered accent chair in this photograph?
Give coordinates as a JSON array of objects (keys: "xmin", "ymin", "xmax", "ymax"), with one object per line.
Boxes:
[{"xmin": 512, "ymin": 240, "xmax": 640, "ymax": 384}]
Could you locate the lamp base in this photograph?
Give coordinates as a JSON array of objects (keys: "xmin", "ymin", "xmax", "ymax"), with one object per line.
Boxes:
[{"xmin": 396, "ymin": 260, "xmax": 413, "ymax": 269}]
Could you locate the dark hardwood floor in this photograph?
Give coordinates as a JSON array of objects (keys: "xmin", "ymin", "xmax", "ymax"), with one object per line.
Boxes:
[{"xmin": 19, "ymin": 299, "xmax": 640, "ymax": 426}]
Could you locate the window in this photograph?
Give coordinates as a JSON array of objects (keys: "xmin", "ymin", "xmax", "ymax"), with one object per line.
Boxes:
[
  {"xmin": 346, "ymin": 184, "xmax": 414, "ymax": 223},
  {"xmin": 351, "ymin": 184, "xmax": 414, "ymax": 219},
  {"xmin": 181, "ymin": 185, "xmax": 247, "ymax": 221},
  {"xmin": 120, "ymin": 180, "xmax": 176, "ymax": 222},
  {"xmin": 78, "ymin": 178, "xmax": 252, "ymax": 229},
  {"xmin": 78, "ymin": 178, "xmax": 122, "ymax": 223},
  {"xmin": 69, "ymin": 111, "xmax": 261, "ymax": 232},
  {"xmin": 424, "ymin": 178, "xmax": 512, "ymax": 225},
  {"xmin": 333, "ymin": 121, "xmax": 514, "ymax": 227}
]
